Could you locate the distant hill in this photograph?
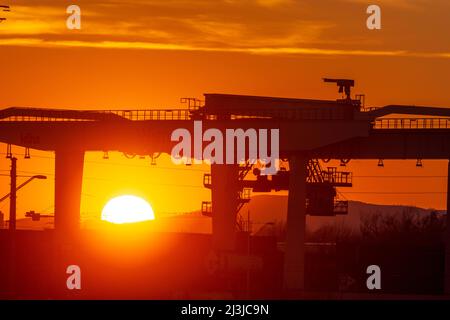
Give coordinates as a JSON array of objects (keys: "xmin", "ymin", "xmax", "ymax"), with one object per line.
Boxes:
[
  {"xmin": 246, "ymin": 194, "xmax": 445, "ymax": 234},
  {"xmin": 6, "ymin": 195, "xmax": 444, "ymax": 234}
]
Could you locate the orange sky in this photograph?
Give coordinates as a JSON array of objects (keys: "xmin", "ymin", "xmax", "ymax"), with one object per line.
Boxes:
[{"xmin": 0, "ymin": 0, "xmax": 449, "ymax": 221}]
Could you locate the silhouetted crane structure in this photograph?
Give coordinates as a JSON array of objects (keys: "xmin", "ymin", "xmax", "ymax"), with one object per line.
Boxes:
[{"xmin": 1, "ymin": 78, "xmax": 450, "ymax": 293}]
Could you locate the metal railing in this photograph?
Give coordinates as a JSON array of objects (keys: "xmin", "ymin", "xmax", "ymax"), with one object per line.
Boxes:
[
  {"xmin": 360, "ymin": 106, "xmax": 380, "ymax": 112},
  {"xmin": 203, "ymin": 173, "xmax": 212, "ymax": 188},
  {"xmin": 201, "ymin": 201, "xmax": 212, "ymax": 217},
  {"xmin": 0, "ymin": 109, "xmax": 191, "ymax": 122},
  {"xmin": 99, "ymin": 109, "xmax": 191, "ymax": 121},
  {"xmin": 0, "ymin": 115, "xmax": 94, "ymax": 122},
  {"xmin": 372, "ymin": 118, "xmax": 450, "ymax": 129},
  {"xmin": 239, "ymin": 188, "xmax": 251, "ymax": 202},
  {"xmin": 322, "ymin": 170, "xmax": 352, "ymax": 186},
  {"xmin": 3, "ymin": 108, "xmax": 450, "ymax": 129}
]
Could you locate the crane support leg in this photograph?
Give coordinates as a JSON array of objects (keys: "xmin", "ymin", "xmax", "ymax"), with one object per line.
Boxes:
[
  {"xmin": 283, "ymin": 155, "xmax": 307, "ymax": 291},
  {"xmin": 54, "ymin": 149, "xmax": 84, "ymax": 235},
  {"xmin": 445, "ymin": 160, "xmax": 450, "ymax": 294},
  {"xmin": 211, "ymin": 164, "xmax": 239, "ymax": 251}
]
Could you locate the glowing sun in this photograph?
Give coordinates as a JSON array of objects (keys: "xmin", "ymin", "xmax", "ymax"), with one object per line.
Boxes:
[{"xmin": 101, "ymin": 195, "xmax": 155, "ymax": 224}]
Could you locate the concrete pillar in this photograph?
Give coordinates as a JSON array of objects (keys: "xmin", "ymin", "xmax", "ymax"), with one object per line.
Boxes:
[
  {"xmin": 445, "ymin": 160, "xmax": 450, "ymax": 294},
  {"xmin": 54, "ymin": 149, "xmax": 84, "ymax": 235},
  {"xmin": 211, "ymin": 164, "xmax": 239, "ymax": 251},
  {"xmin": 9, "ymin": 157, "xmax": 17, "ymax": 231},
  {"xmin": 283, "ymin": 155, "xmax": 307, "ymax": 291},
  {"xmin": 50, "ymin": 150, "xmax": 84, "ymax": 297}
]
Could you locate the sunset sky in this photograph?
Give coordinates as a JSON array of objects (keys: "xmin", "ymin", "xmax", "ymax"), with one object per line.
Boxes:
[{"xmin": 0, "ymin": 0, "xmax": 449, "ymax": 222}]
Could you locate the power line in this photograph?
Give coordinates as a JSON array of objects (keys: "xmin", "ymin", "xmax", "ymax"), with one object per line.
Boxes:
[
  {"xmin": 0, "ymin": 174, "xmax": 46, "ymax": 178},
  {"xmin": 86, "ymin": 159, "xmax": 209, "ymax": 172},
  {"xmin": 340, "ymin": 191, "xmax": 446, "ymax": 194},
  {"xmin": 3, "ymin": 170, "xmax": 447, "ymax": 192},
  {"xmin": 4, "ymin": 169, "xmax": 205, "ymax": 189},
  {"xmin": 2, "ymin": 152, "xmax": 448, "ymax": 176},
  {"xmin": 0, "ymin": 152, "xmax": 209, "ymax": 172},
  {"xmin": 354, "ymin": 175, "xmax": 447, "ymax": 178},
  {"xmin": 1, "ymin": 152, "xmax": 447, "ymax": 192}
]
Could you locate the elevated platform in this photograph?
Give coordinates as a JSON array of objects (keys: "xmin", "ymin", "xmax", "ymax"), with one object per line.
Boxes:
[{"xmin": 1, "ymin": 78, "xmax": 450, "ymax": 295}]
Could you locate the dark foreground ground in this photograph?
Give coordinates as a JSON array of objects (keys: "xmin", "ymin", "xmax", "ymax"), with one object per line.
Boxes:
[{"xmin": 0, "ymin": 226, "xmax": 445, "ymax": 299}]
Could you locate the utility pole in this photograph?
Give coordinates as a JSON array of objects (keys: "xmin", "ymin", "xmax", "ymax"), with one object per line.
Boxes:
[{"xmin": 9, "ymin": 157, "xmax": 17, "ymax": 231}]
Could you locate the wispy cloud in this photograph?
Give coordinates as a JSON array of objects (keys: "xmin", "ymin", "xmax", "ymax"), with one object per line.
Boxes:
[
  {"xmin": 0, "ymin": 0, "xmax": 449, "ymax": 58},
  {"xmin": 2, "ymin": 37, "xmax": 449, "ymax": 59}
]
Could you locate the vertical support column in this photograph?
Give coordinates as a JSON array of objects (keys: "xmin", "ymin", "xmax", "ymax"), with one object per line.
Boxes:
[
  {"xmin": 54, "ymin": 149, "xmax": 85, "ymax": 235},
  {"xmin": 52, "ymin": 149, "xmax": 84, "ymax": 297},
  {"xmin": 211, "ymin": 164, "xmax": 240, "ymax": 252},
  {"xmin": 283, "ymin": 155, "xmax": 307, "ymax": 291},
  {"xmin": 445, "ymin": 160, "xmax": 450, "ymax": 294},
  {"xmin": 8, "ymin": 157, "xmax": 17, "ymax": 297},
  {"xmin": 9, "ymin": 157, "xmax": 17, "ymax": 231}
]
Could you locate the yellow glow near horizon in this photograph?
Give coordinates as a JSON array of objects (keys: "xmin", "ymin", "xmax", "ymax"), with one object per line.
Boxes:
[{"xmin": 101, "ymin": 195, "xmax": 155, "ymax": 224}]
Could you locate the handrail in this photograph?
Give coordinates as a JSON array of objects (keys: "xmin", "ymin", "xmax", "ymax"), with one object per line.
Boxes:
[
  {"xmin": 372, "ymin": 118, "xmax": 450, "ymax": 129},
  {"xmin": 1, "ymin": 107, "xmax": 450, "ymax": 128},
  {"xmin": 101, "ymin": 109, "xmax": 191, "ymax": 121},
  {"xmin": 0, "ymin": 108, "xmax": 191, "ymax": 121}
]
